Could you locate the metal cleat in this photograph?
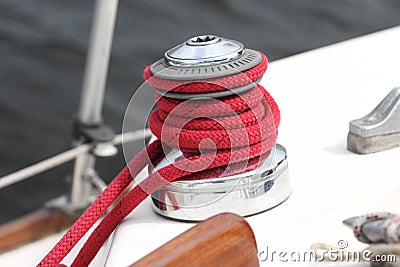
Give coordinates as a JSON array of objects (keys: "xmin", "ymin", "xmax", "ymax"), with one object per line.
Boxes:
[{"xmin": 347, "ymin": 87, "xmax": 400, "ymax": 154}]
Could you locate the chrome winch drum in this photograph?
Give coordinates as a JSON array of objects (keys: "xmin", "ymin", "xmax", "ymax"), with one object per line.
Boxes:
[{"xmin": 149, "ymin": 35, "xmax": 291, "ymax": 221}]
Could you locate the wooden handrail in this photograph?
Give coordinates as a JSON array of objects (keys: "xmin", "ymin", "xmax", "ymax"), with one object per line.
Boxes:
[{"xmin": 130, "ymin": 213, "xmax": 260, "ymax": 267}]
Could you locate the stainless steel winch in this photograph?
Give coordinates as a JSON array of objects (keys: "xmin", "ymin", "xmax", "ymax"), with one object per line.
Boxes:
[{"xmin": 148, "ymin": 35, "xmax": 291, "ymax": 221}]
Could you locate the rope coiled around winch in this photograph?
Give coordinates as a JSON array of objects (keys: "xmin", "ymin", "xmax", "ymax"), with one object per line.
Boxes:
[{"xmin": 38, "ymin": 53, "xmax": 280, "ymax": 267}]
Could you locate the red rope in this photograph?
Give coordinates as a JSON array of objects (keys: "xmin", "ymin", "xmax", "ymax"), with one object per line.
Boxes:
[{"xmin": 38, "ymin": 52, "xmax": 279, "ymax": 267}]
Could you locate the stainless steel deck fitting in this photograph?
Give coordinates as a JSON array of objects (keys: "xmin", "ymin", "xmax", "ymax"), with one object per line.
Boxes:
[
  {"xmin": 148, "ymin": 35, "xmax": 291, "ymax": 221},
  {"xmin": 151, "ymin": 144, "xmax": 290, "ymax": 221},
  {"xmin": 347, "ymin": 87, "xmax": 400, "ymax": 154}
]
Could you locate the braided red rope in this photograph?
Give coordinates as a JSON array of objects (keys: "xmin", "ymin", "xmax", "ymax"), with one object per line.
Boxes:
[{"xmin": 38, "ymin": 52, "xmax": 279, "ymax": 267}]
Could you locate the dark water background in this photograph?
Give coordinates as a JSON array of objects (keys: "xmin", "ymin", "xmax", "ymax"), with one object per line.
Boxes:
[{"xmin": 1, "ymin": 0, "xmax": 400, "ymax": 224}]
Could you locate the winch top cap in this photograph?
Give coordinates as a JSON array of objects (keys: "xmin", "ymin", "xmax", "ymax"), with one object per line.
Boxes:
[
  {"xmin": 164, "ymin": 34, "xmax": 245, "ymax": 66},
  {"xmin": 150, "ymin": 35, "xmax": 262, "ymax": 81}
]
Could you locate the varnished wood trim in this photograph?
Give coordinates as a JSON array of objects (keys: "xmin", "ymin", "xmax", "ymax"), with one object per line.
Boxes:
[
  {"xmin": 130, "ymin": 213, "xmax": 259, "ymax": 267},
  {"xmin": 0, "ymin": 208, "xmax": 76, "ymax": 252}
]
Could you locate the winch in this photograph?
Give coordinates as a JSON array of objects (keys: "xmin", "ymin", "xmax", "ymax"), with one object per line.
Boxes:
[
  {"xmin": 39, "ymin": 35, "xmax": 292, "ymax": 267},
  {"xmin": 146, "ymin": 35, "xmax": 291, "ymax": 221}
]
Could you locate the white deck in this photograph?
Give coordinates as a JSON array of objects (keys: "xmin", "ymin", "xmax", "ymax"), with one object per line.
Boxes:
[{"xmin": 1, "ymin": 26, "xmax": 399, "ymax": 266}]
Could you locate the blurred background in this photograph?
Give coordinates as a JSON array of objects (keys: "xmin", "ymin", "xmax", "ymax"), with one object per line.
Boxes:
[{"xmin": 1, "ymin": 0, "xmax": 400, "ymax": 224}]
